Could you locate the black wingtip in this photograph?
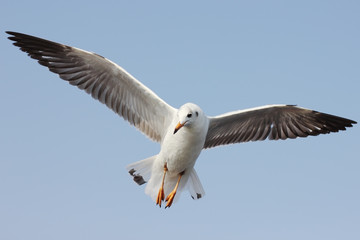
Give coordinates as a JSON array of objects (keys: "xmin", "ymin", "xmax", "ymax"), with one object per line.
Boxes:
[
  {"xmin": 6, "ymin": 31, "xmax": 17, "ymax": 41},
  {"xmin": 6, "ymin": 31, "xmax": 23, "ymax": 38},
  {"xmin": 128, "ymin": 168, "xmax": 146, "ymax": 185}
]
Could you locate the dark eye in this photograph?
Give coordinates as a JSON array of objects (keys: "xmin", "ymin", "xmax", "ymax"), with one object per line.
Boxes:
[
  {"xmin": 195, "ymin": 111, "xmax": 199, "ymax": 117},
  {"xmin": 187, "ymin": 113, "xmax": 192, "ymax": 118}
]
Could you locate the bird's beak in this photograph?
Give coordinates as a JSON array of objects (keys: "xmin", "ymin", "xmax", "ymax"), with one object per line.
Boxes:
[{"xmin": 174, "ymin": 122, "xmax": 185, "ymax": 134}]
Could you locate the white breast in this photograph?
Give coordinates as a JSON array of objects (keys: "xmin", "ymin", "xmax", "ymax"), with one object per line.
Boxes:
[{"xmin": 158, "ymin": 118, "xmax": 209, "ymax": 174}]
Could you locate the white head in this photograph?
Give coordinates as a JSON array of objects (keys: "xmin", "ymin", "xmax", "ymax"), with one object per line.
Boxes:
[{"xmin": 173, "ymin": 103, "xmax": 205, "ymax": 134}]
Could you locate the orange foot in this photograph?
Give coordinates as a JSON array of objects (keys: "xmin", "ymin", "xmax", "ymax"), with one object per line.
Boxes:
[
  {"xmin": 156, "ymin": 186, "xmax": 165, "ymax": 207},
  {"xmin": 165, "ymin": 189, "xmax": 177, "ymax": 208},
  {"xmin": 165, "ymin": 171, "xmax": 184, "ymax": 209},
  {"xmin": 156, "ymin": 163, "xmax": 168, "ymax": 208}
]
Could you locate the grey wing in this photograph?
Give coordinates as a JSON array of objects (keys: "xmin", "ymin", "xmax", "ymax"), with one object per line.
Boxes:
[
  {"xmin": 204, "ymin": 104, "xmax": 356, "ymax": 149},
  {"xmin": 7, "ymin": 31, "xmax": 176, "ymax": 142}
]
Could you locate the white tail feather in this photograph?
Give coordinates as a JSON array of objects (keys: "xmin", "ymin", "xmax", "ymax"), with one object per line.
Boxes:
[
  {"xmin": 188, "ymin": 168, "xmax": 205, "ymax": 200},
  {"xmin": 128, "ymin": 157, "xmax": 205, "ymax": 204},
  {"xmin": 144, "ymin": 162, "xmax": 189, "ymax": 203},
  {"xmin": 126, "ymin": 155, "xmax": 156, "ymax": 185}
]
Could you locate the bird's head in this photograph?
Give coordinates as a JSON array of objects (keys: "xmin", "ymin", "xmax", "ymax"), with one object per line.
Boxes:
[{"xmin": 174, "ymin": 103, "xmax": 203, "ymax": 134}]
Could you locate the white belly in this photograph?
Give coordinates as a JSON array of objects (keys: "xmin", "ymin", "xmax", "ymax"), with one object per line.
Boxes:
[{"xmin": 157, "ymin": 124, "xmax": 206, "ymax": 175}]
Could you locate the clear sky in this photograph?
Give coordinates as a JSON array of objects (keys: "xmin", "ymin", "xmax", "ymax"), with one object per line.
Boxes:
[{"xmin": 1, "ymin": 1, "xmax": 359, "ymax": 240}]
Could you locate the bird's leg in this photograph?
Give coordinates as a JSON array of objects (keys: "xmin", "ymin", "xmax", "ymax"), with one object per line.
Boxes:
[
  {"xmin": 156, "ymin": 163, "xmax": 168, "ymax": 207},
  {"xmin": 165, "ymin": 170, "xmax": 185, "ymax": 208}
]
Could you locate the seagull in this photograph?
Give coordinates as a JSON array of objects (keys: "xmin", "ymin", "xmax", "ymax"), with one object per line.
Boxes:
[{"xmin": 7, "ymin": 31, "xmax": 356, "ymax": 208}]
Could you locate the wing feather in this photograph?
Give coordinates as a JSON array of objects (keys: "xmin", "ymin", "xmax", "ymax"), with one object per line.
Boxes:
[
  {"xmin": 204, "ymin": 104, "xmax": 356, "ymax": 149},
  {"xmin": 7, "ymin": 31, "xmax": 176, "ymax": 142}
]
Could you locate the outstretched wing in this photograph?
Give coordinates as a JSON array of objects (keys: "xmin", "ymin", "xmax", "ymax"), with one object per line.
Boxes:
[
  {"xmin": 204, "ymin": 104, "xmax": 356, "ymax": 149},
  {"xmin": 7, "ymin": 31, "xmax": 176, "ymax": 142}
]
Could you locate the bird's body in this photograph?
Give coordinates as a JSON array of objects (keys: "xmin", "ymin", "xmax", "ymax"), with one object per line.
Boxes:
[
  {"xmin": 7, "ymin": 31, "xmax": 356, "ymax": 208},
  {"xmin": 160, "ymin": 104, "xmax": 208, "ymax": 173},
  {"xmin": 127, "ymin": 103, "xmax": 208, "ymax": 204}
]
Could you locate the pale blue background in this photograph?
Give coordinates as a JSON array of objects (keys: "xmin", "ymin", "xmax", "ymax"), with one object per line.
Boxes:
[{"xmin": 1, "ymin": 1, "xmax": 359, "ymax": 240}]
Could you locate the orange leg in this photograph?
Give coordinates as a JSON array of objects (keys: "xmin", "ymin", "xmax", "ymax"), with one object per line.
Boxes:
[
  {"xmin": 156, "ymin": 163, "xmax": 168, "ymax": 207},
  {"xmin": 165, "ymin": 171, "xmax": 184, "ymax": 209}
]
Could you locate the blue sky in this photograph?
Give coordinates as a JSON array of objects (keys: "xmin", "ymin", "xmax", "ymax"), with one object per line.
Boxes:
[{"xmin": 1, "ymin": 1, "xmax": 359, "ymax": 239}]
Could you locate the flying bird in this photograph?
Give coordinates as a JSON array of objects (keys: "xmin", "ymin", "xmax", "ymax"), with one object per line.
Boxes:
[{"xmin": 7, "ymin": 31, "xmax": 356, "ymax": 208}]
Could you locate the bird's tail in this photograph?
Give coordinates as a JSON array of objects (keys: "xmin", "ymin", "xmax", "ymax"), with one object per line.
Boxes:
[
  {"xmin": 144, "ymin": 166, "xmax": 205, "ymax": 204},
  {"xmin": 188, "ymin": 168, "xmax": 205, "ymax": 200},
  {"xmin": 126, "ymin": 155, "xmax": 157, "ymax": 185},
  {"xmin": 126, "ymin": 156, "xmax": 205, "ymax": 203}
]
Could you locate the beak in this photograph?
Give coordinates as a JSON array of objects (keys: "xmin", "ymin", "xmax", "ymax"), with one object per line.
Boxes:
[{"xmin": 173, "ymin": 122, "xmax": 185, "ymax": 134}]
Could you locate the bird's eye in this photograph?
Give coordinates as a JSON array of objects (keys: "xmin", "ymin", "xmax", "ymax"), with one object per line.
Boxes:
[{"xmin": 187, "ymin": 113, "xmax": 192, "ymax": 118}]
